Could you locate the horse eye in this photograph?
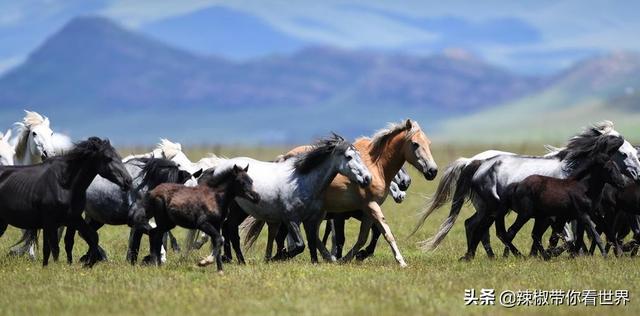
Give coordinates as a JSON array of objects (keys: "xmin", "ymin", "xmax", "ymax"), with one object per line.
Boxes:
[
  {"xmin": 412, "ymin": 142, "xmax": 419, "ymax": 149},
  {"xmin": 32, "ymin": 132, "xmax": 37, "ymax": 137}
]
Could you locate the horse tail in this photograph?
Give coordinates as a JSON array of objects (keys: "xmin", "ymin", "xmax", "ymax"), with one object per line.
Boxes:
[
  {"xmin": 410, "ymin": 157, "xmax": 473, "ymax": 236},
  {"xmin": 240, "ymin": 216, "xmax": 265, "ymax": 250},
  {"xmin": 418, "ymin": 159, "xmax": 483, "ymax": 251}
]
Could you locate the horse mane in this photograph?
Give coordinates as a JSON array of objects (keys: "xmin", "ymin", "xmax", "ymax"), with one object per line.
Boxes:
[
  {"xmin": 199, "ymin": 167, "xmax": 236, "ymax": 188},
  {"xmin": 557, "ymin": 121, "xmax": 622, "ymax": 173},
  {"xmin": 13, "ymin": 110, "xmax": 50, "ymax": 161},
  {"xmin": 134, "ymin": 157, "xmax": 183, "ymax": 191},
  {"xmin": 157, "ymin": 138, "xmax": 182, "ymax": 160},
  {"xmin": 293, "ymin": 133, "xmax": 349, "ymax": 174},
  {"xmin": 368, "ymin": 119, "xmax": 420, "ymax": 160},
  {"xmin": 62, "ymin": 137, "xmax": 112, "ymax": 162}
]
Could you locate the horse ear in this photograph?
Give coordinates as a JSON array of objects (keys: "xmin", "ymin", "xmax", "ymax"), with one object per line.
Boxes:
[
  {"xmin": 43, "ymin": 116, "xmax": 50, "ymax": 127},
  {"xmin": 232, "ymin": 164, "xmax": 242, "ymax": 173},
  {"xmin": 192, "ymin": 169, "xmax": 203, "ymax": 178},
  {"xmin": 3, "ymin": 129, "xmax": 10, "ymax": 140},
  {"xmin": 244, "ymin": 164, "xmax": 249, "ymax": 172},
  {"xmin": 405, "ymin": 119, "xmax": 412, "ymax": 129}
]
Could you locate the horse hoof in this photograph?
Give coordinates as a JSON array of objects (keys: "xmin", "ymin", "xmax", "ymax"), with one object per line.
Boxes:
[
  {"xmin": 79, "ymin": 254, "xmax": 89, "ymax": 264},
  {"xmin": 355, "ymin": 251, "xmax": 369, "ymax": 261},
  {"xmin": 458, "ymin": 255, "xmax": 471, "ymax": 262},
  {"xmin": 399, "ymin": 261, "xmax": 408, "ymax": 268},
  {"xmin": 221, "ymin": 256, "xmax": 232, "ymax": 263},
  {"xmin": 217, "ymin": 270, "xmax": 225, "ymax": 276},
  {"xmin": 197, "ymin": 256, "xmax": 215, "ymax": 267}
]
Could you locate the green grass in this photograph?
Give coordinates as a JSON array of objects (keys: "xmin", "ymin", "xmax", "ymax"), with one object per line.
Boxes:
[{"xmin": 1, "ymin": 144, "xmax": 639, "ymax": 315}]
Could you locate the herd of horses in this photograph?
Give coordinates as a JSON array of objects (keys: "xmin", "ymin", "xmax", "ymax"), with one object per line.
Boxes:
[{"xmin": 1, "ymin": 111, "xmax": 640, "ymax": 273}]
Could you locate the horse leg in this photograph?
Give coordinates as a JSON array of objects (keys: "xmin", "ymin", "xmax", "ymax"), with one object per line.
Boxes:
[
  {"xmin": 198, "ymin": 221, "xmax": 224, "ymax": 273},
  {"xmin": 462, "ymin": 214, "xmax": 494, "ymax": 262},
  {"xmin": 284, "ymin": 221, "xmax": 305, "ymax": 258},
  {"xmin": 42, "ymin": 230, "xmax": 51, "ymax": 267},
  {"xmin": 272, "ymin": 222, "xmax": 289, "ymax": 261},
  {"xmin": 356, "ymin": 224, "xmax": 380, "ymax": 261},
  {"xmin": 495, "ymin": 210, "xmax": 523, "ymax": 257},
  {"xmin": 9, "ymin": 229, "xmax": 38, "ymax": 260},
  {"xmin": 302, "ymin": 219, "xmax": 319, "ymax": 264},
  {"xmin": 264, "ymin": 222, "xmax": 280, "ymax": 261},
  {"xmin": 148, "ymin": 228, "xmax": 165, "ymax": 266},
  {"xmin": 64, "ymin": 226, "xmax": 76, "ymax": 264},
  {"xmin": 127, "ymin": 228, "xmax": 144, "ymax": 265},
  {"xmin": 45, "ymin": 226, "xmax": 60, "ymax": 262},
  {"xmin": 168, "ymin": 231, "xmax": 180, "ymax": 253},
  {"xmin": 531, "ymin": 218, "xmax": 551, "ymax": 260},
  {"xmin": 321, "ymin": 219, "xmax": 332, "ymax": 245},
  {"xmin": 220, "ymin": 224, "xmax": 234, "ymax": 263},
  {"xmin": 364, "ymin": 201, "xmax": 407, "ymax": 267},
  {"xmin": 578, "ymin": 211, "xmax": 607, "ymax": 257},
  {"xmin": 72, "ymin": 216, "xmax": 100, "ymax": 268},
  {"xmin": 333, "ymin": 216, "xmax": 346, "ymax": 259},
  {"xmin": 341, "ymin": 215, "xmax": 373, "ymax": 263}
]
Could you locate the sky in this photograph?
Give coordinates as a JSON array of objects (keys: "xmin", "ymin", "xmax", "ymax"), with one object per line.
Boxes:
[{"xmin": 0, "ymin": 0, "xmax": 638, "ymax": 75}]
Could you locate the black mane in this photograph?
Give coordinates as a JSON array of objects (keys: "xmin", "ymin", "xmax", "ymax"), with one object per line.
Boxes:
[
  {"xmin": 62, "ymin": 137, "xmax": 113, "ymax": 162},
  {"xmin": 558, "ymin": 128, "xmax": 623, "ymax": 173},
  {"xmin": 199, "ymin": 167, "xmax": 235, "ymax": 188},
  {"xmin": 293, "ymin": 133, "xmax": 350, "ymax": 174},
  {"xmin": 135, "ymin": 157, "xmax": 184, "ymax": 191}
]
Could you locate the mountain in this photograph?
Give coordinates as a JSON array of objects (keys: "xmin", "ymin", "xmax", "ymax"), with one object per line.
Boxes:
[
  {"xmin": 437, "ymin": 52, "xmax": 640, "ymax": 143},
  {"xmin": 0, "ymin": 16, "xmax": 549, "ymax": 144},
  {"xmin": 141, "ymin": 6, "xmax": 307, "ymax": 59}
]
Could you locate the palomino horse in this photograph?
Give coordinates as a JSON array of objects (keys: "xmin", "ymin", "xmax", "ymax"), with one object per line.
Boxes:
[
  {"xmin": 241, "ymin": 119, "xmax": 438, "ymax": 267},
  {"xmin": 0, "ymin": 137, "xmax": 132, "ymax": 267}
]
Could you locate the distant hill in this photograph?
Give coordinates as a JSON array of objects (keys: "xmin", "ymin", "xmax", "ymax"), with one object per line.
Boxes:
[
  {"xmin": 0, "ymin": 16, "xmax": 551, "ymax": 144},
  {"xmin": 437, "ymin": 52, "xmax": 640, "ymax": 143}
]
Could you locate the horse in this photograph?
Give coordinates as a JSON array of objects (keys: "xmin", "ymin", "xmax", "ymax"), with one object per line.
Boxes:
[
  {"xmin": 415, "ymin": 121, "xmax": 640, "ymax": 261},
  {"xmin": 0, "ymin": 137, "xmax": 132, "ymax": 267},
  {"xmin": 62, "ymin": 158, "xmax": 199, "ymax": 264},
  {"xmin": 123, "ymin": 138, "xmax": 215, "ymax": 256},
  {"xmin": 210, "ymin": 134, "xmax": 372, "ymax": 264},
  {"xmin": 0, "ymin": 129, "xmax": 14, "ymax": 166},
  {"xmin": 8, "ymin": 111, "xmax": 61, "ymax": 258},
  {"xmin": 144, "ymin": 164, "xmax": 260, "ymax": 272},
  {"xmin": 501, "ymin": 144, "xmax": 626, "ymax": 259},
  {"xmin": 316, "ymin": 166, "xmax": 412, "ymax": 260},
  {"xmin": 239, "ymin": 119, "xmax": 438, "ymax": 267}
]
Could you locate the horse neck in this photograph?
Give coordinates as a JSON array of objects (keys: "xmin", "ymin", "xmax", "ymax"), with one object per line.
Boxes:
[
  {"xmin": 297, "ymin": 158, "xmax": 340, "ymax": 200},
  {"xmin": 65, "ymin": 159, "xmax": 99, "ymax": 194},
  {"xmin": 580, "ymin": 168, "xmax": 608, "ymax": 203},
  {"xmin": 373, "ymin": 133, "xmax": 407, "ymax": 184}
]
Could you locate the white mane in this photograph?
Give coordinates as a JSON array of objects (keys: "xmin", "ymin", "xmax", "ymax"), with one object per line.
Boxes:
[
  {"xmin": 157, "ymin": 138, "xmax": 182, "ymax": 160},
  {"xmin": 13, "ymin": 110, "xmax": 51, "ymax": 162},
  {"xmin": 195, "ymin": 153, "xmax": 227, "ymax": 170}
]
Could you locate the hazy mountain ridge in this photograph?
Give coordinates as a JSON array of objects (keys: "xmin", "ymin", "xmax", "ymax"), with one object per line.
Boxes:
[{"xmin": 0, "ymin": 16, "xmax": 637, "ymax": 144}]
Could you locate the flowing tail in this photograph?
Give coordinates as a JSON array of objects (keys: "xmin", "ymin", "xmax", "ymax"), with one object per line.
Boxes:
[
  {"xmin": 417, "ymin": 159, "xmax": 483, "ymax": 251},
  {"xmin": 240, "ymin": 216, "xmax": 266, "ymax": 250},
  {"xmin": 410, "ymin": 157, "xmax": 473, "ymax": 236}
]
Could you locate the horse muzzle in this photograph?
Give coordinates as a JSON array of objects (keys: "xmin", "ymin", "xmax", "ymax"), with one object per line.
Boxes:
[
  {"xmin": 424, "ymin": 167, "xmax": 438, "ymax": 180},
  {"xmin": 359, "ymin": 175, "xmax": 372, "ymax": 188}
]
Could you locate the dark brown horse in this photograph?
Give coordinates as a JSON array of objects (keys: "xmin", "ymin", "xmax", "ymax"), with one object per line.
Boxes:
[
  {"xmin": 144, "ymin": 165, "xmax": 259, "ymax": 272},
  {"xmin": 500, "ymin": 150, "xmax": 626, "ymax": 260}
]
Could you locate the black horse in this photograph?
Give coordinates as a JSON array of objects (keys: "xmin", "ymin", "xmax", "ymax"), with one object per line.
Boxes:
[
  {"xmin": 144, "ymin": 165, "xmax": 259, "ymax": 272},
  {"xmin": 0, "ymin": 137, "xmax": 132, "ymax": 267},
  {"xmin": 501, "ymin": 150, "xmax": 625, "ymax": 260}
]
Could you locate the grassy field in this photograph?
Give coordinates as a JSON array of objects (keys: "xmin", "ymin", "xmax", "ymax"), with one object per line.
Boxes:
[{"xmin": 1, "ymin": 144, "xmax": 639, "ymax": 315}]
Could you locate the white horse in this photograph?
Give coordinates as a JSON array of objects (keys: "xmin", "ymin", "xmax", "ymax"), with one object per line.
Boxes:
[
  {"xmin": 0, "ymin": 130, "xmax": 15, "ymax": 166},
  {"xmin": 416, "ymin": 121, "xmax": 640, "ymax": 260},
  {"xmin": 8, "ymin": 111, "xmax": 62, "ymax": 258}
]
